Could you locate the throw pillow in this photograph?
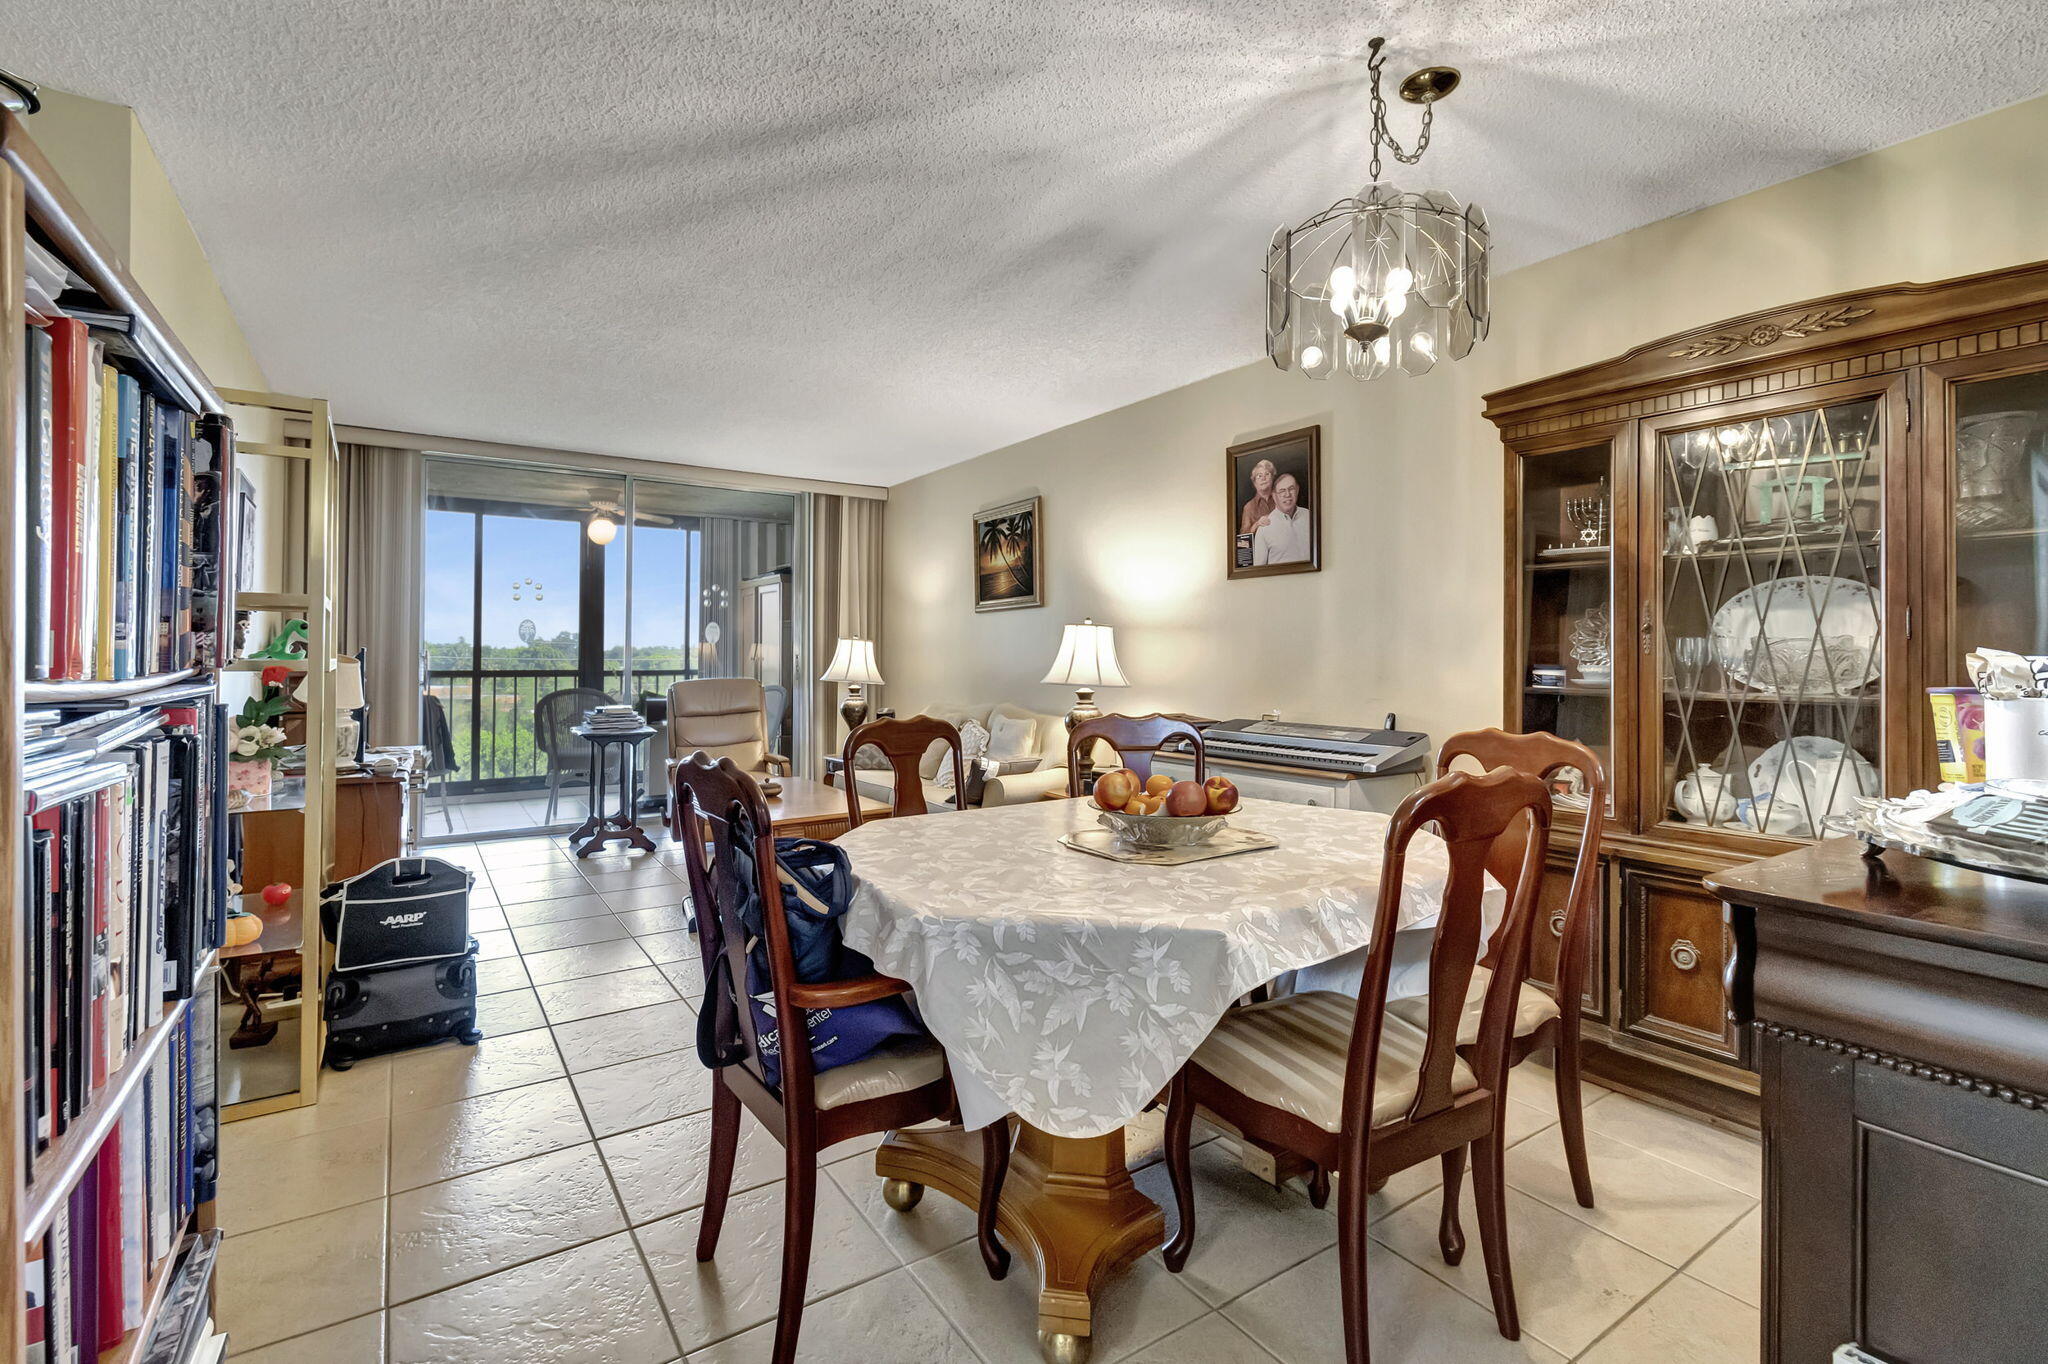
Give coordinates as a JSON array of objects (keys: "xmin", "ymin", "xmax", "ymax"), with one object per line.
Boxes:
[
  {"xmin": 934, "ymin": 718, "xmax": 991, "ymax": 790},
  {"xmin": 852, "ymin": 745, "xmax": 892, "ymax": 771},
  {"xmin": 987, "ymin": 711, "xmax": 1037, "ymax": 762}
]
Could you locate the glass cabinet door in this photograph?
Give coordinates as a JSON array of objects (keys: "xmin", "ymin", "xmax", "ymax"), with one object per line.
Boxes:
[
  {"xmin": 1649, "ymin": 390, "xmax": 1890, "ymax": 841},
  {"xmin": 1947, "ymin": 358, "xmax": 2048, "ymax": 658},
  {"xmin": 1516, "ymin": 441, "xmax": 1617, "ymax": 819}
]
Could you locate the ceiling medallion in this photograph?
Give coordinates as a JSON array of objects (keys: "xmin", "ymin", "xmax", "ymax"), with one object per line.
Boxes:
[
  {"xmin": 1667, "ymin": 304, "xmax": 1875, "ymax": 359},
  {"xmin": 1265, "ymin": 36, "xmax": 1488, "ymax": 381}
]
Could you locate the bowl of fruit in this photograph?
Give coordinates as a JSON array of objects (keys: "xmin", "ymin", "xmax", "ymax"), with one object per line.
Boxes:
[{"xmin": 1089, "ymin": 769, "xmax": 1241, "ymax": 848}]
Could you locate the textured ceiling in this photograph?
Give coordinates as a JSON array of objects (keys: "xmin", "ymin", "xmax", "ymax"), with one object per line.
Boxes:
[{"xmin": 9, "ymin": 2, "xmax": 2047, "ymax": 484}]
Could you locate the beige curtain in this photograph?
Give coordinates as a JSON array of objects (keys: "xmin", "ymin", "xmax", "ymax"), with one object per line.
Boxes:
[
  {"xmin": 337, "ymin": 442, "xmax": 424, "ymax": 746},
  {"xmin": 811, "ymin": 493, "xmax": 885, "ymax": 757}
]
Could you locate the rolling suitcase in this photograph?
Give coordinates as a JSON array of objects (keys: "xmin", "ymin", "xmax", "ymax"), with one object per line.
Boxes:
[{"xmin": 319, "ymin": 855, "xmax": 482, "ymax": 1070}]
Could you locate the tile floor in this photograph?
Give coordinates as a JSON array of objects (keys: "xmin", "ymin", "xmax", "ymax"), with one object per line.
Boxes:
[
  {"xmin": 417, "ymin": 786, "xmax": 600, "ymax": 841},
  {"xmin": 217, "ymin": 831, "xmax": 1763, "ymax": 1363}
]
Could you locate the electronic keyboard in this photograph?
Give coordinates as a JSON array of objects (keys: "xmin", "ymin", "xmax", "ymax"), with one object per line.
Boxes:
[{"xmin": 1199, "ymin": 715, "xmax": 1430, "ymax": 777}]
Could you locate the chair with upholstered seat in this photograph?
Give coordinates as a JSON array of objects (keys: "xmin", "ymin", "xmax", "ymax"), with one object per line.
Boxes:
[
  {"xmin": 1391, "ymin": 727, "xmax": 1606, "ymax": 1208},
  {"xmin": 1160, "ymin": 767, "xmax": 1553, "ymax": 1360},
  {"xmin": 672, "ymin": 753, "xmax": 1011, "ymax": 1364},
  {"xmin": 666, "ymin": 677, "xmax": 792, "ymax": 786},
  {"xmin": 841, "ymin": 715, "xmax": 968, "ymax": 827},
  {"xmin": 1064, "ymin": 713, "xmax": 1207, "ymax": 795}
]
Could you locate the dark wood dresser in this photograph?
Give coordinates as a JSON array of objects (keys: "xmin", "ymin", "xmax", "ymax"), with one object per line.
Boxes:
[{"xmin": 1709, "ymin": 838, "xmax": 2048, "ymax": 1364}]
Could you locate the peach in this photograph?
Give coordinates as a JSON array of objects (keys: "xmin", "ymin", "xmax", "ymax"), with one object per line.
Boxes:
[
  {"xmin": 1165, "ymin": 780, "xmax": 1209, "ymax": 816},
  {"xmin": 1095, "ymin": 769, "xmax": 1139, "ymax": 810},
  {"xmin": 1203, "ymin": 776, "xmax": 1240, "ymax": 814}
]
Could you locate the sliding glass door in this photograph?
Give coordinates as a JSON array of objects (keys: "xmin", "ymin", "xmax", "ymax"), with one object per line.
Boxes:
[
  {"xmin": 626, "ymin": 479, "xmax": 798, "ymax": 759},
  {"xmin": 421, "ymin": 457, "xmax": 799, "ymax": 838}
]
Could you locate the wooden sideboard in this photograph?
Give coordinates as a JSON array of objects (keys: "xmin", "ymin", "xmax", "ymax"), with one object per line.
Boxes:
[
  {"xmin": 1711, "ymin": 839, "xmax": 2048, "ymax": 1363},
  {"xmin": 241, "ymin": 770, "xmax": 411, "ymax": 887},
  {"xmin": 1484, "ymin": 259, "xmax": 2048, "ymax": 1120}
]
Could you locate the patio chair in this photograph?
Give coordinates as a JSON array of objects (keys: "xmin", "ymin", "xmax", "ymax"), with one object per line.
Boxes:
[{"xmin": 535, "ymin": 686, "xmax": 618, "ymax": 825}]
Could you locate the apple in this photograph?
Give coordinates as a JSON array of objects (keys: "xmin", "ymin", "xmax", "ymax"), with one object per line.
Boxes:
[
  {"xmin": 1165, "ymin": 780, "xmax": 1209, "ymax": 816},
  {"xmin": 1203, "ymin": 776, "xmax": 1240, "ymax": 815},
  {"xmin": 1144, "ymin": 773, "xmax": 1174, "ymax": 797},
  {"xmin": 1095, "ymin": 769, "xmax": 1139, "ymax": 810},
  {"xmin": 261, "ymin": 881, "xmax": 293, "ymax": 906}
]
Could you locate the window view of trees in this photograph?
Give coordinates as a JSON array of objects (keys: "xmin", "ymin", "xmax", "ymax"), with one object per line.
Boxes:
[
  {"xmin": 422, "ymin": 465, "xmax": 795, "ymax": 801},
  {"xmin": 425, "ymin": 632, "xmax": 702, "ymax": 785}
]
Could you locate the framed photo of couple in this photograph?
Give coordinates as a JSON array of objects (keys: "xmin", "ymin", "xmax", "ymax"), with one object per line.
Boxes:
[{"xmin": 1227, "ymin": 425, "xmax": 1321, "ymax": 580}]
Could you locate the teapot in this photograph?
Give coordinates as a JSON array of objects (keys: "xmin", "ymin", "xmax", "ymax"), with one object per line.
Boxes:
[{"xmin": 1673, "ymin": 764, "xmax": 1736, "ymax": 824}]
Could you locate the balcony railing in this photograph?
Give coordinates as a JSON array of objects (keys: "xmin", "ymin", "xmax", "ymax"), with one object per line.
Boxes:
[{"xmin": 426, "ymin": 666, "xmax": 698, "ymax": 791}]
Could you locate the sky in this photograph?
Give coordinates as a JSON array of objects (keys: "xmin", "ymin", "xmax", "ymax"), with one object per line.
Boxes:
[{"xmin": 422, "ymin": 509, "xmax": 702, "ymax": 661}]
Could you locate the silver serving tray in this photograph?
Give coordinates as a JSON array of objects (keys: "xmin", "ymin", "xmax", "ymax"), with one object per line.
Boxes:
[{"xmin": 1058, "ymin": 827, "xmax": 1279, "ymax": 866}]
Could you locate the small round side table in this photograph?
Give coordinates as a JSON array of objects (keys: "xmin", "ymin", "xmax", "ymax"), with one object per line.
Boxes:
[{"xmin": 567, "ymin": 723, "xmax": 658, "ymax": 858}]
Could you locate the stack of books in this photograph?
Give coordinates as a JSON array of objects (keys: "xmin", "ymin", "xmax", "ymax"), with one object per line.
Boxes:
[
  {"xmin": 24, "ymin": 296, "xmax": 229, "ymax": 683},
  {"xmin": 581, "ymin": 704, "xmax": 646, "ymax": 734},
  {"xmin": 23, "ymin": 699, "xmax": 226, "ymax": 1164},
  {"xmin": 23, "ymin": 1012, "xmax": 217, "ymax": 1364}
]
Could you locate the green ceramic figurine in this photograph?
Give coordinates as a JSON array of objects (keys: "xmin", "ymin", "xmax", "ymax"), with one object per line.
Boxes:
[{"xmin": 247, "ymin": 617, "xmax": 311, "ymax": 660}]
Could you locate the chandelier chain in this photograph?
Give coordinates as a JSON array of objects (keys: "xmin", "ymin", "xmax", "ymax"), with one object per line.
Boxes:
[{"xmin": 1366, "ymin": 39, "xmax": 1433, "ymax": 183}]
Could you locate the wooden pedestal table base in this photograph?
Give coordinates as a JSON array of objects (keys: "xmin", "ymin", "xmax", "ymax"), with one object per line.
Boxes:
[
  {"xmin": 875, "ymin": 1121, "xmax": 1164, "ymax": 1364},
  {"xmin": 567, "ymin": 724, "xmax": 658, "ymax": 858}
]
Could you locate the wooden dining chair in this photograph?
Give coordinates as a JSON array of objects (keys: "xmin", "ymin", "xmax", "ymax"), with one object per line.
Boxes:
[
  {"xmin": 841, "ymin": 714, "xmax": 968, "ymax": 827},
  {"xmin": 672, "ymin": 754, "xmax": 1012, "ymax": 1364},
  {"xmin": 1160, "ymin": 767, "xmax": 1552, "ymax": 1360},
  {"xmin": 1406, "ymin": 727, "xmax": 1606, "ymax": 1208},
  {"xmin": 1064, "ymin": 713, "xmax": 1207, "ymax": 795}
]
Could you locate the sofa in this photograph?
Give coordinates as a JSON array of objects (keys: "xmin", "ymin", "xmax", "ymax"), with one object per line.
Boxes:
[{"xmin": 832, "ymin": 703, "xmax": 1070, "ymax": 811}]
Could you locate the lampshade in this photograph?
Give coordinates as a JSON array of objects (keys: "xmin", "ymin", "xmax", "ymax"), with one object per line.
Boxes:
[
  {"xmin": 819, "ymin": 637, "xmax": 885, "ymax": 686},
  {"xmin": 293, "ymin": 656, "xmax": 367, "ymax": 711},
  {"xmin": 1041, "ymin": 619, "xmax": 1130, "ymax": 688}
]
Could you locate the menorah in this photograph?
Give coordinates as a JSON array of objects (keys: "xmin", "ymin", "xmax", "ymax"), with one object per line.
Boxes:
[{"xmin": 1565, "ymin": 480, "xmax": 1610, "ymax": 549}]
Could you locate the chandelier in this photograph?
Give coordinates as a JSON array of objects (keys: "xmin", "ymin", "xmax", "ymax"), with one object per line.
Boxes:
[{"xmin": 1266, "ymin": 37, "xmax": 1488, "ymax": 381}]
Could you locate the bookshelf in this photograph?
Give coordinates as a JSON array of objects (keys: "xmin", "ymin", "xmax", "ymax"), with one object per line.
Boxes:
[
  {"xmin": 4, "ymin": 111, "xmax": 234, "ymax": 1362},
  {"xmin": 218, "ymin": 388, "xmax": 337, "ymax": 1119}
]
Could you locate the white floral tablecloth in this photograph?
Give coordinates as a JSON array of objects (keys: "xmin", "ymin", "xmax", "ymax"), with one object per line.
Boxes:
[{"xmin": 837, "ymin": 797, "xmax": 1472, "ymax": 1138}]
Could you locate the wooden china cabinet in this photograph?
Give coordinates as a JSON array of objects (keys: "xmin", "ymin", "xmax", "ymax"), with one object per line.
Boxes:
[{"xmin": 1485, "ymin": 260, "xmax": 2048, "ymax": 1120}]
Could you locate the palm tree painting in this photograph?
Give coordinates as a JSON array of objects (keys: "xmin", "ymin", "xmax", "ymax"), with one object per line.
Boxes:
[{"xmin": 973, "ymin": 496, "xmax": 1043, "ymax": 610}]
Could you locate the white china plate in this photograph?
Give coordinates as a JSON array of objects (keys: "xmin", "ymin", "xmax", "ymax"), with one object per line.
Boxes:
[
  {"xmin": 1745, "ymin": 735, "xmax": 1878, "ymax": 832},
  {"xmin": 1709, "ymin": 575, "xmax": 1879, "ymax": 691}
]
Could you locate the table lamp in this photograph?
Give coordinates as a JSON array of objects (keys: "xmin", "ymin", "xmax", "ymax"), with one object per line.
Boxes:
[
  {"xmin": 820, "ymin": 637, "xmax": 885, "ymax": 734},
  {"xmin": 295, "ymin": 655, "xmax": 368, "ymax": 768},
  {"xmin": 1041, "ymin": 618, "xmax": 1129, "ymax": 730}
]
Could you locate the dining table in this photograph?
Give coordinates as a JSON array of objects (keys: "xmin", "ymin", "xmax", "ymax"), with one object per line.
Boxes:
[{"xmin": 836, "ymin": 794, "xmax": 1491, "ymax": 1364}]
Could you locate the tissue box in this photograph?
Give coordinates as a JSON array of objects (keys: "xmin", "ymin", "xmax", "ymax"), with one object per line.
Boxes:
[
  {"xmin": 1928, "ymin": 687, "xmax": 1986, "ymax": 785},
  {"xmin": 1983, "ymin": 695, "xmax": 2048, "ymax": 790}
]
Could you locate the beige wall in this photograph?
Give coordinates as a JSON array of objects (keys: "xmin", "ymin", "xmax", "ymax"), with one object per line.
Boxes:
[
  {"xmin": 883, "ymin": 94, "xmax": 2048, "ymax": 739},
  {"xmin": 33, "ymin": 88, "xmax": 268, "ymax": 393}
]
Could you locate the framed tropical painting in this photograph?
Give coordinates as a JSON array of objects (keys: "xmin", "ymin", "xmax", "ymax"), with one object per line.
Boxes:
[{"xmin": 973, "ymin": 496, "xmax": 1043, "ymax": 611}]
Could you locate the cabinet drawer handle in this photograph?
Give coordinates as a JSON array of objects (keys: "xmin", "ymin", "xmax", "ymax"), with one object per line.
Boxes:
[
  {"xmin": 1548, "ymin": 911, "xmax": 1566, "ymax": 939},
  {"xmin": 1669, "ymin": 938, "xmax": 1701, "ymax": 971}
]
